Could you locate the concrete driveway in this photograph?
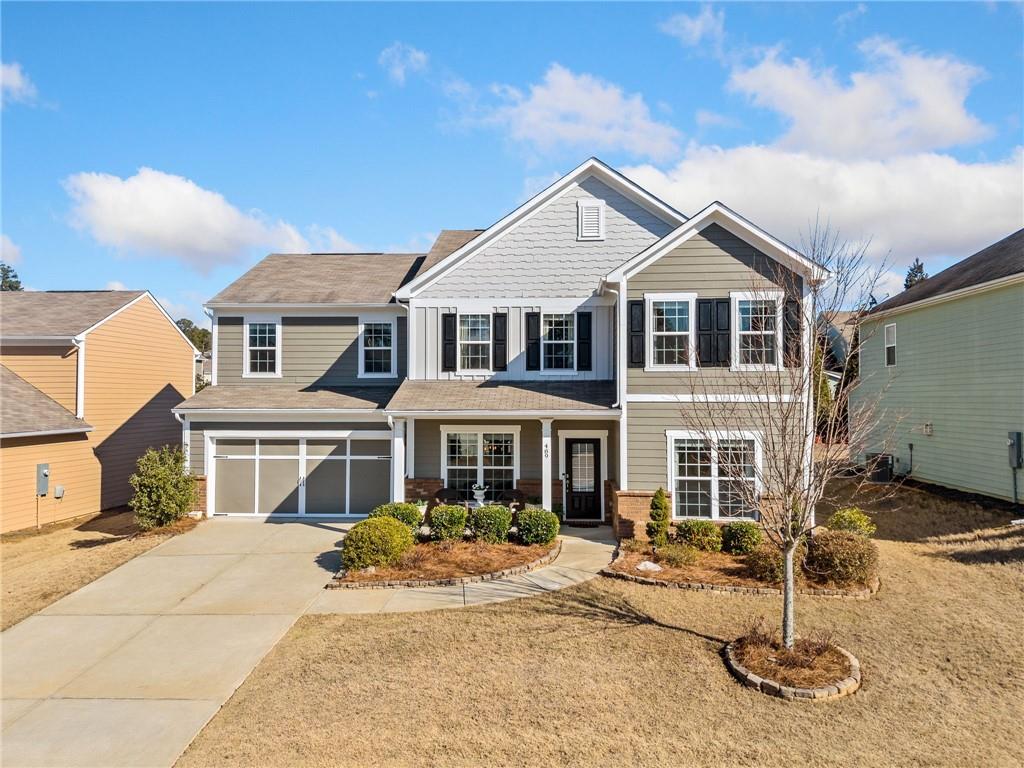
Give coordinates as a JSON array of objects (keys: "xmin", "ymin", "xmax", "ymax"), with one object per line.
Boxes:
[{"xmin": 1, "ymin": 518, "xmax": 348, "ymax": 768}]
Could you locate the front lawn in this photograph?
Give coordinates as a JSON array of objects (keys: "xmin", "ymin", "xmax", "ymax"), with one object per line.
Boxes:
[{"xmin": 178, "ymin": 483, "xmax": 1024, "ymax": 767}]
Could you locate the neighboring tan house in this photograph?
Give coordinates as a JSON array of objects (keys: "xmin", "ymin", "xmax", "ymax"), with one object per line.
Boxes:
[
  {"xmin": 174, "ymin": 158, "xmax": 823, "ymax": 534},
  {"xmin": 0, "ymin": 290, "xmax": 198, "ymax": 532},
  {"xmin": 851, "ymin": 230, "xmax": 1024, "ymax": 503}
]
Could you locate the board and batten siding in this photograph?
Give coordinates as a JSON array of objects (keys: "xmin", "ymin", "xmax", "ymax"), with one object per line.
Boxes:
[
  {"xmin": 0, "ymin": 345, "xmax": 79, "ymax": 413},
  {"xmin": 851, "ymin": 282, "xmax": 1024, "ymax": 502},
  {"xmin": 216, "ymin": 314, "xmax": 406, "ymax": 385},
  {"xmin": 419, "ymin": 176, "xmax": 673, "ymax": 299}
]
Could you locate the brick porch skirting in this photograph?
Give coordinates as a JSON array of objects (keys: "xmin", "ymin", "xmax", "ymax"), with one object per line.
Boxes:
[{"xmin": 723, "ymin": 641, "xmax": 862, "ymax": 701}]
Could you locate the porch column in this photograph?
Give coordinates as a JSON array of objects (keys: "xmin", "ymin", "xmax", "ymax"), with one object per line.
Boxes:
[
  {"xmin": 391, "ymin": 418, "xmax": 406, "ymax": 502},
  {"xmin": 541, "ymin": 419, "xmax": 553, "ymax": 511}
]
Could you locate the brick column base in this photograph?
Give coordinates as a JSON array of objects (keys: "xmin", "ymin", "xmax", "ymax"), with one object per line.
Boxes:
[
  {"xmin": 612, "ymin": 489, "xmax": 655, "ymax": 540},
  {"xmin": 406, "ymin": 478, "xmax": 443, "ymax": 502},
  {"xmin": 193, "ymin": 476, "xmax": 207, "ymax": 515}
]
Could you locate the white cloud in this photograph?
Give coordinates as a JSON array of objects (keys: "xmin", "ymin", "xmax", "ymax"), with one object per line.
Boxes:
[
  {"xmin": 729, "ymin": 37, "xmax": 992, "ymax": 158},
  {"xmin": 105, "ymin": 280, "xmax": 128, "ymax": 290},
  {"xmin": 660, "ymin": 5, "xmax": 726, "ymax": 56},
  {"xmin": 1, "ymin": 234, "xmax": 22, "ymax": 264},
  {"xmin": 521, "ymin": 172, "xmax": 562, "ymax": 202},
  {"xmin": 156, "ymin": 295, "xmax": 198, "ymax": 323},
  {"xmin": 482, "ymin": 64, "xmax": 681, "ymax": 161},
  {"xmin": 835, "ymin": 3, "xmax": 868, "ymax": 30},
  {"xmin": 1, "ymin": 62, "xmax": 37, "ymax": 107},
  {"xmin": 695, "ymin": 109, "xmax": 739, "ymax": 129},
  {"xmin": 379, "ymin": 42, "xmax": 428, "ymax": 85},
  {"xmin": 306, "ymin": 225, "xmax": 360, "ymax": 252},
  {"xmin": 63, "ymin": 167, "xmax": 309, "ymax": 272}
]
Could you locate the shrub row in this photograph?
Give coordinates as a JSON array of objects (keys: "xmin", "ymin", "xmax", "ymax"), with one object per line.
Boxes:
[{"xmin": 742, "ymin": 530, "xmax": 877, "ymax": 587}]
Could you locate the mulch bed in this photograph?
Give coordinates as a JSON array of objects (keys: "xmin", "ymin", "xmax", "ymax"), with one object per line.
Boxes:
[
  {"xmin": 336, "ymin": 541, "xmax": 554, "ymax": 585},
  {"xmin": 732, "ymin": 636, "xmax": 852, "ymax": 689}
]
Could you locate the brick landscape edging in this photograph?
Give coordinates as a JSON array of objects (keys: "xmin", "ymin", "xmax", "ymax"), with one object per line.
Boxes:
[
  {"xmin": 723, "ymin": 640, "xmax": 862, "ymax": 701},
  {"xmin": 600, "ymin": 549, "xmax": 879, "ymax": 599},
  {"xmin": 327, "ymin": 540, "xmax": 562, "ymax": 590}
]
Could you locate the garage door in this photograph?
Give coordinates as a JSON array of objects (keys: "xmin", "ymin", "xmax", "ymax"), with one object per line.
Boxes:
[{"xmin": 211, "ymin": 437, "xmax": 390, "ymax": 516}]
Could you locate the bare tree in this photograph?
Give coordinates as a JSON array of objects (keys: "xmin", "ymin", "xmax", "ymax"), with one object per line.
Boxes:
[{"xmin": 670, "ymin": 220, "xmax": 898, "ymax": 648}]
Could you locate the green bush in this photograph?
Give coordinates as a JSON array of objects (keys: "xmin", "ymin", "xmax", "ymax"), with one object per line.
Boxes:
[
  {"xmin": 675, "ymin": 519, "xmax": 723, "ymax": 552},
  {"xmin": 517, "ymin": 508, "xmax": 560, "ymax": 546},
  {"xmin": 827, "ymin": 506, "xmax": 877, "ymax": 537},
  {"xmin": 646, "ymin": 487, "xmax": 671, "ymax": 546},
  {"xmin": 654, "ymin": 542, "xmax": 698, "ymax": 568},
  {"xmin": 428, "ymin": 504, "xmax": 468, "ymax": 541},
  {"xmin": 369, "ymin": 502, "xmax": 423, "ymax": 531},
  {"xmin": 806, "ymin": 530, "xmax": 879, "ymax": 587},
  {"xmin": 721, "ymin": 521, "xmax": 764, "ymax": 555},
  {"xmin": 468, "ymin": 504, "xmax": 513, "ymax": 543},
  {"xmin": 341, "ymin": 516, "xmax": 414, "ymax": 570},
  {"xmin": 744, "ymin": 541, "xmax": 806, "ymax": 584},
  {"xmin": 129, "ymin": 446, "xmax": 197, "ymax": 531}
]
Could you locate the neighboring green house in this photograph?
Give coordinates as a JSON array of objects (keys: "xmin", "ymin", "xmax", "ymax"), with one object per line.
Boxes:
[{"xmin": 852, "ymin": 230, "xmax": 1024, "ymax": 503}]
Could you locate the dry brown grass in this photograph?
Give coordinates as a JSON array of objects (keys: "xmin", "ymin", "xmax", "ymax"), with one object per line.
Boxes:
[
  {"xmin": 178, "ymin": 484, "xmax": 1024, "ymax": 768},
  {"xmin": 339, "ymin": 541, "xmax": 552, "ymax": 583},
  {"xmin": 1, "ymin": 509, "xmax": 197, "ymax": 629}
]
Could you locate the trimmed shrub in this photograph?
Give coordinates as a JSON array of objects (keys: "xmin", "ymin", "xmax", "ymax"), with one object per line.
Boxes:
[
  {"xmin": 468, "ymin": 504, "xmax": 513, "ymax": 543},
  {"xmin": 129, "ymin": 446, "xmax": 197, "ymax": 531},
  {"xmin": 654, "ymin": 542, "xmax": 698, "ymax": 568},
  {"xmin": 806, "ymin": 530, "xmax": 879, "ymax": 587},
  {"xmin": 341, "ymin": 517, "xmax": 414, "ymax": 570},
  {"xmin": 827, "ymin": 506, "xmax": 877, "ymax": 537},
  {"xmin": 369, "ymin": 502, "xmax": 423, "ymax": 531},
  {"xmin": 646, "ymin": 487, "xmax": 671, "ymax": 546},
  {"xmin": 744, "ymin": 541, "xmax": 807, "ymax": 584},
  {"xmin": 675, "ymin": 519, "xmax": 723, "ymax": 552},
  {"xmin": 517, "ymin": 508, "xmax": 560, "ymax": 546},
  {"xmin": 428, "ymin": 504, "xmax": 468, "ymax": 542},
  {"xmin": 721, "ymin": 521, "xmax": 763, "ymax": 555}
]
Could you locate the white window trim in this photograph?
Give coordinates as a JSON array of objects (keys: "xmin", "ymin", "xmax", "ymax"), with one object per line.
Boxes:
[
  {"xmin": 456, "ymin": 313, "xmax": 493, "ymax": 375},
  {"xmin": 665, "ymin": 429, "xmax": 763, "ymax": 521},
  {"xmin": 357, "ymin": 317, "xmax": 397, "ymax": 379},
  {"xmin": 540, "ymin": 312, "xmax": 577, "ymax": 374},
  {"xmin": 730, "ymin": 291, "xmax": 784, "ymax": 372},
  {"xmin": 884, "ymin": 323, "xmax": 897, "ymax": 367},
  {"xmin": 242, "ymin": 314, "xmax": 283, "ymax": 379},
  {"xmin": 440, "ymin": 425, "xmax": 521, "ymax": 492},
  {"xmin": 558, "ymin": 429, "xmax": 608, "ymax": 521},
  {"xmin": 644, "ymin": 292, "xmax": 698, "ymax": 372},
  {"xmin": 576, "ymin": 199, "xmax": 606, "ymax": 241}
]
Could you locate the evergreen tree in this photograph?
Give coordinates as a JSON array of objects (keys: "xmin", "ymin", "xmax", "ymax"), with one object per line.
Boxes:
[
  {"xmin": 0, "ymin": 262, "xmax": 23, "ymax": 291},
  {"xmin": 646, "ymin": 487, "xmax": 671, "ymax": 547},
  {"xmin": 904, "ymin": 258, "xmax": 927, "ymax": 290}
]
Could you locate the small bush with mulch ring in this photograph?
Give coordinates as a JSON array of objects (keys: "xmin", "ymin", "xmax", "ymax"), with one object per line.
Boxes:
[{"xmin": 731, "ymin": 618, "xmax": 852, "ymax": 689}]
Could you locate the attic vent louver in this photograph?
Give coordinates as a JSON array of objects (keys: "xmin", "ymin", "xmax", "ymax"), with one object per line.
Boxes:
[{"xmin": 577, "ymin": 200, "xmax": 605, "ymax": 241}]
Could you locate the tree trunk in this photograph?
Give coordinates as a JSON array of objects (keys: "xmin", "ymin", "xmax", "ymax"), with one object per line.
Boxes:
[{"xmin": 782, "ymin": 544, "xmax": 796, "ymax": 649}]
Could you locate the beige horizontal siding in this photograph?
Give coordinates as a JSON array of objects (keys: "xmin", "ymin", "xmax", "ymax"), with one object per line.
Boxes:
[{"xmin": 0, "ymin": 345, "xmax": 79, "ymax": 413}]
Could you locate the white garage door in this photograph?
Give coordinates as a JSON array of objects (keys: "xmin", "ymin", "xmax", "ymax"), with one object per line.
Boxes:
[{"xmin": 211, "ymin": 436, "xmax": 390, "ymax": 516}]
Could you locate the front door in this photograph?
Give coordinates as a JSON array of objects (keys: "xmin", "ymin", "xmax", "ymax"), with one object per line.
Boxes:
[{"xmin": 565, "ymin": 438, "xmax": 601, "ymax": 520}]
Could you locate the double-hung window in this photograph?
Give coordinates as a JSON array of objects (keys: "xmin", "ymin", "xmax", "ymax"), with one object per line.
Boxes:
[
  {"xmin": 667, "ymin": 431, "xmax": 760, "ymax": 520},
  {"xmin": 542, "ymin": 313, "xmax": 575, "ymax": 371},
  {"xmin": 645, "ymin": 292, "xmax": 697, "ymax": 370},
  {"xmin": 459, "ymin": 314, "xmax": 491, "ymax": 372},
  {"xmin": 244, "ymin": 317, "xmax": 281, "ymax": 377},
  {"xmin": 442, "ymin": 427, "xmax": 518, "ymax": 501},
  {"xmin": 884, "ymin": 323, "xmax": 896, "ymax": 367},
  {"xmin": 732, "ymin": 292, "xmax": 783, "ymax": 369},
  {"xmin": 359, "ymin": 319, "xmax": 395, "ymax": 377}
]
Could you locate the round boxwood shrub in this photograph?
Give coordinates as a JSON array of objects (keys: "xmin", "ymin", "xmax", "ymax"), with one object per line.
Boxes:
[
  {"xmin": 806, "ymin": 529, "xmax": 879, "ymax": 587},
  {"xmin": 428, "ymin": 504, "xmax": 468, "ymax": 542},
  {"xmin": 369, "ymin": 502, "xmax": 423, "ymax": 531},
  {"xmin": 341, "ymin": 517, "xmax": 414, "ymax": 571},
  {"xmin": 721, "ymin": 521, "xmax": 763, "ymax": 555},
  {"xmin": 517, "ymin": 508, "xmax": 560, "ymax": 546},
  {"xmin": 744, "ymin": 541, "xmax": 807, "ymax": 584},
  {"xmin": 654, "ymin": 542, "xmax": 698, "ymax": 568},
  {"xmin": 827, "ymin": 506, "xmax": 877, "ymax": 537},
  {"xmin": 675, "ymin": 519, "xmax": 722, "ymax": 552},
  {"xmin": 468, "ymin": 504, "xmax": 513, "ymax": 543}
]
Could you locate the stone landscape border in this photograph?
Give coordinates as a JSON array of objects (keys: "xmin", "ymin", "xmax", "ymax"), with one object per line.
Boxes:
[
  {"xmin": 724, "ymin": 640, "xmax": 862, "ymax": 701},
  {"xmin": 327, "ymin": 540, "xmax": 562, "ymax": 590}
]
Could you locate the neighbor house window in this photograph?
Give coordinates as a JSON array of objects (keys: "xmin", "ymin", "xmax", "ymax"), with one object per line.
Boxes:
[
  {"xmin": 645, "ymin": 292, "xmax": 697, "ymax": 370},
  {"xmin": 442, "ymin": 428, "xmax": 518, "ymax": 500},
  {"xmin": 732, "ymin": 292, "xmax": 782, "ymax": 369},
  {"xmin": 667, "ymin": 431, "xmax": 761, "ymax": 520},
  {"xmin": 359, "ymin": 319, "xmax": 395, "ymax": 377},
  {"xmin": 459, "ymin": 314, "xmax": 491, "ymax": 372},
  {"xmin": 577, "ymin": 200, "xmax": 605, "ymax": 240},
  {"xmin": 884, "ymin": 323, "xmax": 896, "ymax": 367},
  {"xmin": 542, "ymin": 313, "xmax": 575, "ymax": 371},
  {"xmin": 244, "ymin": 317, "xmax": 281, "ymax": 377}
]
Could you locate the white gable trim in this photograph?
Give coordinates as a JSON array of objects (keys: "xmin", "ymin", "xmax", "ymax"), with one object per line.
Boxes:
[
  {"xmin": 395, "ymin": 157, "xmax": 688, "ymax": 300},
  {"xmin": 606, "ymin": 202, "xmax": 828, "ymax": 284}
]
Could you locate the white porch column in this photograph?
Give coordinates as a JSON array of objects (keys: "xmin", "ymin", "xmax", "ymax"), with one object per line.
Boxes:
[
  {"xmin": 391, "ymin": 418, "xmax": 406, "ymax": 502},
  {"xmin": 541, "ymin": 419, "xmax": 553, "ymax": 511}
]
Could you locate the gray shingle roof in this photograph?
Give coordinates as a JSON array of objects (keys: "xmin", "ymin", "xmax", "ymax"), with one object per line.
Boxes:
[
  {"xmin": 0, "ymin": 365, "xmax": 92, "ymax": 437},
  {"xmin": 0, "ymin": 290, "xmax": 145, "ymax": 338},
  {"xmin": 385, "ymin": 380, "xmax": 617, "ymax": 413},
  {"xmin": 174, "ymin": 384, "xmax": 398, "ymax": 412},
  {"xmin": 421, "ymin": 229, "xmax": 484, "ymax": 271},
  {"xmin": 871, "ymin": 229, "xmax": 1024, "ymax": 314}
]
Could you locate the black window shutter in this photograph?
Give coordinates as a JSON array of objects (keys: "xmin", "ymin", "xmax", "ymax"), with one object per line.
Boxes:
[
  {"xmin": 697, "ymin": 299, "xmax": 714, "ymax": 366},
  {"xmin": 492, "ymin": 313, "xmax": 508, "ymax": 371},
  {"xmin": 576, "ymin": 311, "xmax": 592, "ymax": 371},
  {"xmin": 784, "ymin": 299, "xmax": 802, "ymax": 367},
  {"xmin": 714, "ymin": 299, "xmax": 731, "ymax": 366},
  {"xmin": 441, "ymin": 313, "xmax": 457, "ymax": 372},
  {"xmin": 525, "ymin": 312, "xmax": 541, "ymax": 370},
  {"xmin": 628, "ymin": 300, "xmax": 645, "ymax": 368}
]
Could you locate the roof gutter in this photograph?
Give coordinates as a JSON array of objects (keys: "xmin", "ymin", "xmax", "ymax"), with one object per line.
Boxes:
[
  {"xmin": 0, "ymin": 335, "xmax": 76, "ymax": 345},
  {"xmin": 1, "ymin": 426, "xmax": 93, "ymax": 439}
]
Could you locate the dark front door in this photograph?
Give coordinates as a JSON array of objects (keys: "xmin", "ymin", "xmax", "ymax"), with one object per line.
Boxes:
[{"xmin": 565, "ymin": 438, "xmax": 601, "ymax": 520}]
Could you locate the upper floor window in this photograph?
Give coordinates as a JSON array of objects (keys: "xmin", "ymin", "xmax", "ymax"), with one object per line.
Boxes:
[
  {"xmin": 459, "ymin": 314, "xmax": 491, "ymax": 372},
  {"xmin": 731, "ymin": 292, "xmax": 783, "ymax": 370},
  {"xmin": 645, "ymin": 292, "xmax": 697, "ymax": 370},
  {"xmin": 244, "ymin": 316, "xmax": 281, "ymax": 377},
  {"xmin": 884, "ymin": 323, "xmax": 896, "ymax": 367},
  {"xmin": 542, "ymin": 313, "xmax": 575, "ymax": 371},
  {"xmin": 577, "ymin": 200, "xmax": 605, "ymax": 241},
  {"xmin": 359, "ymin": 319, "xmax": 396, "ymax": 378}
]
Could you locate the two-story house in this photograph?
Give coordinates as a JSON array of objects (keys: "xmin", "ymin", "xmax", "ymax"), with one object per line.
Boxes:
[{"xmin": 174, "ymin": 158, "xmax": 822, "ymax": 534}]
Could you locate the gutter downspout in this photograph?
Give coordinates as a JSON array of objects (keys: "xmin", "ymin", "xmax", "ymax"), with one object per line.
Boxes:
[
  {"xmin": 72, "ymin": 335, "xmax": 86, "ymax": 419},
  {"xmin": 602, "ymin": 284, "xmax": 621, "ymax": 408}
]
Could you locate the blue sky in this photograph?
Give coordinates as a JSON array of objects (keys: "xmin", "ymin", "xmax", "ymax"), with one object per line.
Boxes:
[{"xmin": 3, "ymin": 2, "xmax": 1022, "ymax": 325}]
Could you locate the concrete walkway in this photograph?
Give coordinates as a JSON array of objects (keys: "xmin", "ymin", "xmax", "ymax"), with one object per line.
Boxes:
[{"xmin": 0, "ymin": 519, "xmax": 614, "ymax": 767}]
